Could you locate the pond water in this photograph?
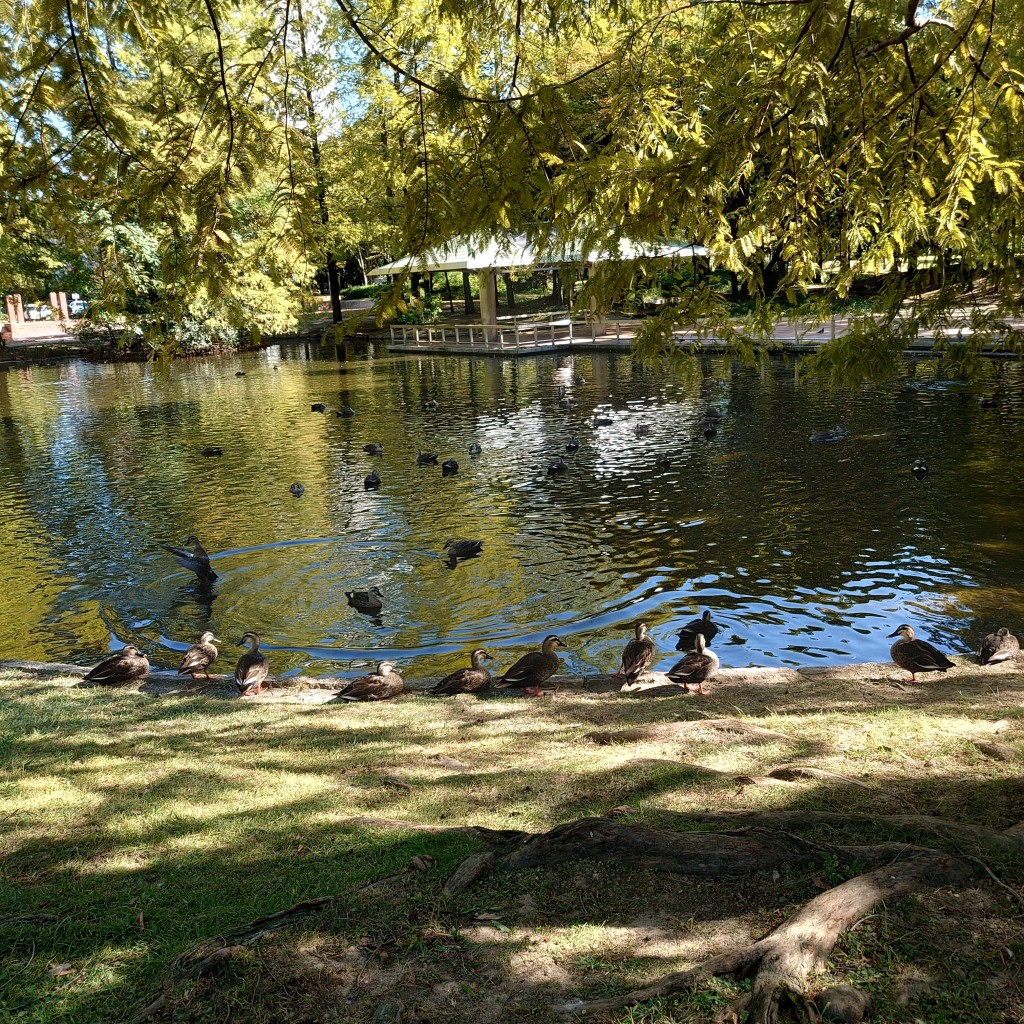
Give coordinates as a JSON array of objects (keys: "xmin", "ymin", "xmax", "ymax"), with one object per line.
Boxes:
[{"xmin": 1, "ymin": 344, "xmax": 1022, "ymax": 679}]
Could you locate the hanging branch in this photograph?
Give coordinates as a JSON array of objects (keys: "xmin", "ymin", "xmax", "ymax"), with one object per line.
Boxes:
[{"xmin": 203, "ymin": 0, "xmax": 235, "ymax": 184}]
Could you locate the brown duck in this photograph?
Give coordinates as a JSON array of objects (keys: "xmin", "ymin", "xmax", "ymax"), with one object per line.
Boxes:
[
  {"xmin": 977, "ymin": 627, "xmax": 1020, "ymax": 665},
  {"xmin": 333, "ymin": 661, "xmax": 404, "ymax": 701},
  {"xmin": 675, "ymin": 609, "xmax": 719, "ymax": 651},
  {"xmin": 429, "ymin": 649, "xmax": 492, "ymax": 695},
  {"xmin": 84, "ymin": 645, "xmax": 150, "ymax": 687},
  {"xmin": 666, "ymin": 632, "xmax": 719, "ymax": 694},
  {"xmin": 619, "ymin": 622, "xmax": 655, "ymax": 685},
  {"xmin": 496, "ymin": 635, "xmax": 566, "ymax": 696},
  {"xmin": 164, "ymin": 535, "xmax": 217, "ymax": 583},
  {"xmin": 887, "ymin": 624, "xmax": 955, "ymax": 682},
  {"xmin": 235, "ymin": 631, "xmax": 270, "ymax": 696},
  {"xmin": 177, "ymin": 631, "xmax": 221, "ymax": 680}
]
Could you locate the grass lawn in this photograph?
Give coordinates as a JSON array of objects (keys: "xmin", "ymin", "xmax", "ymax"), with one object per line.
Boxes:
[{"xmin": 1, "ymin": 664, "xmax": 1022, "ymax": 1023}]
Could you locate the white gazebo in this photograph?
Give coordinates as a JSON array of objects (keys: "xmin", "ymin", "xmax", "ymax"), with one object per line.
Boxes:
[{"xmin": 369, "ymin": 234, "xmax": 707, "ymax": 334}]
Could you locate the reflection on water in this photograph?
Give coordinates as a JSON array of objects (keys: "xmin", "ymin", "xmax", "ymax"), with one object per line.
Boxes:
[{"xmin": 1, "ymin": 345, "xmax": 1022, "ymax": 676}]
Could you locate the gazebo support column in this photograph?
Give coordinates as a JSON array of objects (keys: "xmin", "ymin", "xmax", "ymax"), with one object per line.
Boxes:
[{"xmin": 478, "ymin": 268, "xmax": 498, "ymax": 341}]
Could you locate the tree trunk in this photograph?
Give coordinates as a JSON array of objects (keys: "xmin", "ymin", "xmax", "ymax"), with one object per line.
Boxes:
[
  {"xmin": 551, "ymin": 269, "xmax": 562, "ymax": 303},
  {"xmin": 295, "ymin": 1, "xmax": 342, "ymax": 324},
  {"xmin": 502, "ymin": 272, "xmax": 515, "ymax": 309},
  {"xmin": 462, "ymin": 271, "xmax": 475, "ymax": 314}
]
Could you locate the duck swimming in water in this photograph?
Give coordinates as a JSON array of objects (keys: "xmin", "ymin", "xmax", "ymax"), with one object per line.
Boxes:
[
  {"xmin": 809, "ymin": 424, "xmax": 849, "ymax": 443},
  {"xmin": 289, "ymin": 482, "xmax": 305, "ymax": 496},
  {"xmin": 675, "ymin": 610, "xmax": 720, "ymax": 651},
  {"xmin": 363, "ymin": 442, "xmax": 384, "ymax": 455},
  {"xmin": 417, "ymin": 451, "xmax": 439, "ymax": 465},
  {"xmin": 164, "ymin": 535, "xmax": 217, "ymax": 583},
  {"xmin": 84, "ymin": 645, "xmax": 150, "ymax": 687},
  {"xmin": 442, "ymin": 458, "xmax": 459, "ymax": 477},
  {"xmin": 887, "ymin": 624, "xmax": 955, "ymax": 682},
  {"xmin": 364, "ymin": 469, "xmax": 381, "ymax": 491},
  {"xmin": 429, "ymin": 649, "xmax": 492, "ymax": 695},
  {"xmin": 346, "ymin": 586, "xmax": 383, "ymax": 614},
  {"xmin": 444, "ymin": 539, "xmax": 483, "ymax": 559}
]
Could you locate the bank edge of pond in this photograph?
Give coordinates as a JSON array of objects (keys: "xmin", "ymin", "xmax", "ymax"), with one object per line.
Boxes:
[{"xmin": 5, "ymin": 655, "xmax": 1023, "ymax": 710}]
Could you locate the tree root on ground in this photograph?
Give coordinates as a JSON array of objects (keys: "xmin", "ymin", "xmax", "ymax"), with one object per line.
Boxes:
[{"xmin": 558, "ymin": 848, "xmax": 977, "ymax": 1021}]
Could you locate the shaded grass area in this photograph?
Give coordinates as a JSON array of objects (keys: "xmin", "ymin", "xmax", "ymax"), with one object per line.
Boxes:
[{"xmin": 1, "ymin": 667, "xmax": 1022, "ymax": 1023}]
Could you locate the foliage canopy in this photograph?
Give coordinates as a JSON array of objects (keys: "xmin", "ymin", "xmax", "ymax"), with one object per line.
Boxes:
[{"xmin": 2, "ymin": 0, "xmax": 1024, "ymax": 369}]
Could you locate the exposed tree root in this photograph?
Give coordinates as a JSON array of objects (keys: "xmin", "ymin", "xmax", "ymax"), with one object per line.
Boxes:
[
  {"xmin": 441, "ymin": 817, "xmax": 935, "ymax": 894},
  {"xmin": 633, "ymin": 809, "xmax": 1024, "ymax": 858},
  {"xmin": 585, "ymin": 718, "xmax": 795, "ymax": 745},
  {"xmin": 560, "ymin": 848, "xmax": 977, "ymax": 1021}
]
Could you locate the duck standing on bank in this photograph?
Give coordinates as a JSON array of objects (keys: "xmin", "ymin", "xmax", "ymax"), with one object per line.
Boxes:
[
  {"xmin": 164, "ymin": 535, "xmax": 217, "ymax": 582},
  {"xmin": 666, "ymin": 633, "xmax": 718, "ymax": 694},
  {"xmin": 496, "ymin": 635, "xmax": 566, "ymax": 696},
  {"xmin": 428, "ymin": 649, "xmax": 492, "ymax": 695},
  {"xmin": 618, "ymin": 622, "xmax": 655, "ymax": 686},
  {"xmin": 235, "ymin": 631, "xmax": 270, "ymax": 696},
  {"xmin": 977, "ymin": 627, "xmax": 1020, "ymax": 665},
  {"xmin": 84, "ymin": 645, "xmax": 150, "ymax": 687},
  {"xmin": 178, "ymin": 631, "xmax": 220, "ymax": 680},
  {"xmin": 333, "ymin": 661, "xmax": 404, "ymax": 701},
  {"xmin": 887, "ymin": 624, "xmax": 955, "ymax": 682}
]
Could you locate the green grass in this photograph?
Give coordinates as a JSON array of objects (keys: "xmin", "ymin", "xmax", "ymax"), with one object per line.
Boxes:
[{"xmin": 1, "ymin": 667, "xmax": 1022, "ymax": 1023}]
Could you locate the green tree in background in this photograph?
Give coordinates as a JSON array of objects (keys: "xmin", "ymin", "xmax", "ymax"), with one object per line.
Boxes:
[{"xmin": 2, "ymin": 0, "xmax": 1023, "ymax": 370}]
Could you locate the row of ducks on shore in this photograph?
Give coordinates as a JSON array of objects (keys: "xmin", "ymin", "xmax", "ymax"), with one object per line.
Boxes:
[
  {"xmin": 81, "ymin": 611, "xmax": 727, "ymax": 698},
  {"xmin": 79, "ymin": 617, "xmax": 1021, "ymax": 699}
]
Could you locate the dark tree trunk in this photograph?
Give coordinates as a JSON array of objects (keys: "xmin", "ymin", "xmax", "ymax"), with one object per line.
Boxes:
[
  {"xmin": 502, "ymin": 273, "xmax": 515, "ymax": 309},
  {"xmin": 462, "ymin": 271, "xmax": 475, "ymax": 314},
  {"xmin": 552, "ymin": 269, "xmax": 562, "ymax": 303}
]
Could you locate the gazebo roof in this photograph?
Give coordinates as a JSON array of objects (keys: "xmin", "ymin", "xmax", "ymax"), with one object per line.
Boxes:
[{"xmin": 368, "ymin": 235, "xmax": 706, "ymax": 277}]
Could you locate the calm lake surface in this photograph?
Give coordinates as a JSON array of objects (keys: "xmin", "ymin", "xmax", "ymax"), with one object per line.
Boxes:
[{"xmin": 1, "ymin": 344, "xmax": 1022, "ymax": 678}]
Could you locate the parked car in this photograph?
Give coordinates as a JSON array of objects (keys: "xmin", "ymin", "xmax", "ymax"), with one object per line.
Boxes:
[
  {"xmin": 68, "ymin": 299, "xmax": 89, "ymax": 318},
  {"xmin": 24, "ymin": 303, "xmax": 53, "ymax": 321}
]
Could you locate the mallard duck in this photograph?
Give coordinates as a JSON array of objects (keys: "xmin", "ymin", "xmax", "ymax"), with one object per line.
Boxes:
[
  {"xmin": 573, "ymin": 373, "xmax": 586, "ymax": 385},
  {"xmin": 558, "ymin": 387, "xmax": 573, "ymax": 409},
  {"xmin": 566, "ymin": 436, "xmax": 580, "ymax": 453},
  {"xmin": 442, "ymin": 458, "xmax": 459, "ymax": 477},
  {"xmin": 429, "ymin": 649, "xmax": 492, "ymax": 695},
  {"xmin": 444, "ymin": 539, "xmax": 483, "ymax": 559},
  {"xmin": 417, "ymin": 451, "xmax": 438, "ymax": 465},
  {"xmin": 548, "ymin": 459, "xmax": 568, "ymax": 475},
  {"xmin": 496, "ymin": 635, "xmax": 566, "ymax": 696},
  {"xmin": 887, "ymin": 624, "xmax": 955, "ymax": 681},
  {"xmin": 201, "ymin": 445, "xmax": 223, "ymax": 457},
  {"xmin": 423, "ymin": 398, "xmax": 439, "ymax": 411},
  {"xmin": 977, "ymin": 627, "xmax": 1020, "ymax": 665},
  {"xmin": 809, "ymin": 424, "xmax": 849, "ymax": 443},
  {"xmin": 666, "ymin": 632, "xmax": 719, "ymax": 694},
  {"xmin": 656, "ymin": 454, "xmax": 671, "ymax": 468},
  {"xmin": 634, "ymin": 423, "xmax": 652, "ymax": 437},
  {"xmin": 333, "ymin": 661, "xmax": 404, "ymax": 701},
  {"xmin": 84, "ymin": 645, "xmax": 150, "ymax": 687},
  {"xmin": 346, "ymin": 586, "xmax": 383, "ymax": 613},
  {"xmin": 235, "ymin": 371, "xmax": 246, "ymax": 377},
  {"xmin": 363, "ymin": 442, "xmax": 384, "ymax": 455},
  {"xmin": 336, "ymin": 405, "xmax": 355, "ymax": 418},
  {"xmin": 702, "ymin": 407, "xmax": 723, "ymax": 423},
  {"xmin": 619, "ymin": 622, "xmax": 655, "ymax": 685},
  {"xmin": 703, "ymin": 423, "xmax": 717, "ymax": 440},
  {"xmin": 311, "ymin": 403, "xmax": 327, "ymax": 413},
  {"xmin": 178, "ymin": 631, "xmax": 220, "ymax": 680},
  {"xmin": 164, "ymin": 535, "xmax": 217, "ymax": 583},
  {"xmin": 593, "ymin": 415, "xmax": 613, "ymax": 427},
  {"xmin": 911, "ymin": 460, "xmax": 928, "ymax": 480},
  {"xmin": 469, "ymin": 442, "xmax": 483, "ymax": 455},
  {"xmin": 235, "ymin": 631, "xmax": 270, "ymax": 696},
  {"xmin": 364, "ymin": 469, "xmax": 382, "ymax": 491},
  {"xmin": 675, "ymin": 610, "xmax": 720, "ymax": 651},
  {"xmin": 289, "ymin": 482, "xmax": 305, "ymax": 496}
]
